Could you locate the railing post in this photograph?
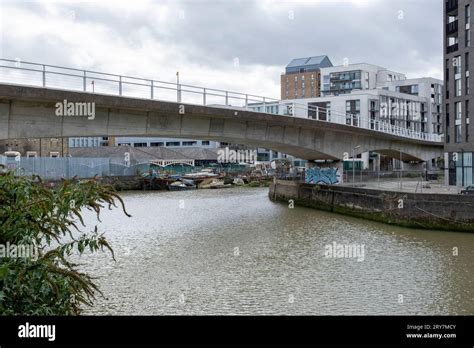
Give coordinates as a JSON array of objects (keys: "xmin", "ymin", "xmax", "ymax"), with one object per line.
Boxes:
[
  {"xmin": 119, "ymin": 76, "xmax": 122, "ymax": 96},
  {"xmin": 245, "ymin": 94, "xmax": 248, "ymax": 109},
  {"xmin": 316, "ymin": 106, "xmax": 319, "ymax": 120},
  {"xmin": 292, "ymin": 103, "xmax": 295, "ymax": 116},
  {"xmin": 203, "ymin": 88, "xmax": 206, "ymax": 105},
  {"xmin": 225, "ymin": 91, "xmax": 229, "ymax": 106},
  {"xmin": 42, "ymin": 65, "xmax": 46, "ymax": 87},
  {"xmin": 83, "ymin": 70, "xmax": 86, "ymax": 91},
  {"xmin": 263, "ymin": 97, "xmax": 266, "ymax": 113},
  {"xmin": 177, "ymin": 84, "xmax": 181, "ymax": 103},
  {"xmin": 151, "ymin": 80, "xmax": 154, "ymax": 99}
]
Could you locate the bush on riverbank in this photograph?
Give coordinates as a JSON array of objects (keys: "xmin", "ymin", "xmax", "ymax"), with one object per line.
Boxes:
[{"xmin": 0, "ymin": 170, "xmax": 130, "ymax": 315}]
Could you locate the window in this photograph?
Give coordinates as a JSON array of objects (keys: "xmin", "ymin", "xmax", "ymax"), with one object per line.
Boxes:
[
  {"xmin": 446, "ymin": 104, "xmax": 449, "ymax": 126},
  {"xmin": 467, "ymin": 100, "xmax": 470, "ymax": 120},
  {"xmin": 456, "ymin": 101, "xmax": 462, "ymax": 120},
  {"xmin": 456, "ymin": 78, "xmax": 462, "ymax": 96},
  {"xmin": 201, "ymin": 141, "xmax": 210, "ymax": 146},
  {"xmin": 308, "ymin": 102, "xmax": 330, "ymax": 120},
  {"xmin": 150, "ymin": 142, "xmax": 164, "ymax": 147},
  {"xmin": 466, "ymin": 29, "xmax": 471, "ymax": 47},
  {"xmin": 182, "ymin": 141, "xmax": 197, "ymax": 146},
  {"xmin": 345, "ymin": 100, "xmax": 360, "ymax": 126},
  {"xmin": 133, "ymin": 143, "xmax": 147, "ymax": 147},
  {"xmin": 166, "ymin": 142, "xmax": 180, "ymax": 146},
  {"xmin": 467, "ymin": 76, "xmax": 470, "ymax": 95},
  {"xmin": 466, "ymin": 5, "xmax": 471, "ymax": 24},
  {"xmin": 466, "ymin": 52, "xmax": 470, "ymax": 71},
  {"xmin": 455, "ymin": 124, "xmax": 462, "ymax": 142},
  {"xmin": 454, "ymin": 56, "xmax": 462, "ymax": 74}
]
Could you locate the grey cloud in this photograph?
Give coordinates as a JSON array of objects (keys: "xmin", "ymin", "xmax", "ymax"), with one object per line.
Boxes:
[{"xmin": 0, "ymin": 0, "xmax": 443, "ymax": 86}]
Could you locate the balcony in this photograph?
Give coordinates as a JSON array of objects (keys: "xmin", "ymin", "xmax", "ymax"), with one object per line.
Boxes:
[
  {"xmin": 446, "ymin": 0, "xmax": 458, "ymax": 14},
  {"xmin": 447, "ymin": 43, "xmax": 459, "ymax": 54},
  {"xmin": 446, "ymin": 20, "xmax": 458, "ymax": 36}
]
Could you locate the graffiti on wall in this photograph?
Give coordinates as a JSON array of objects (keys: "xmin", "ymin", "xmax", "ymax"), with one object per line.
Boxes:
[{"xmin": 305, "ymin": 167, "xmax": 341, "ymax": 185}]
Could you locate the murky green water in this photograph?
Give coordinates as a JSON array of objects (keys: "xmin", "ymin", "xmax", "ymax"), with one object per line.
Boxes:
[{"xmin": 78, "ymin": 187, "xmax": 474, "ymax": 315}]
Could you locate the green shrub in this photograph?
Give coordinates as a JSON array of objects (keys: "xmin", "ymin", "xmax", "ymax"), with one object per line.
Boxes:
[{"xmin": 0, "ymin": 171, "xmax": 130, "ymax": 315}]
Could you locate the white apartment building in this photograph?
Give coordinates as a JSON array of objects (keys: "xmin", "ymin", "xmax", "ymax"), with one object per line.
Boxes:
[
  {"xmin": 249, "ymin": 62, "xmax": 443, "ymax": 170},
  {"xmin": 270, "ymin": 63, "xmax": 442, "ymax": 138}
]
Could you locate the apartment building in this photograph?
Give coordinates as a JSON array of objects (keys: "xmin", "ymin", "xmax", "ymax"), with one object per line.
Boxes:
[
  {"xmin": 321, "ymin": 63, "xmax": 405, "ymax": 96},
  {"xmin": 444, "ymin": 0, "xmax": 474, "ymax": 186},
  {"xmin": 280, "ymin": 55, "xmax": 333, "ymax": 100},
  {"xmin": 252, "ymin": 59, "xmax": 444, "ymax": 170},
  {"xmin": 280, "ymin": 63, "xmax": 443, "ymax": 137}
]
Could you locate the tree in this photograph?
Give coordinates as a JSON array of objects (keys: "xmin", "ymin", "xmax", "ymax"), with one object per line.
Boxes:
[{"xmin": 0, "ymin": 169, "xmax": 130, "ymax": 315}]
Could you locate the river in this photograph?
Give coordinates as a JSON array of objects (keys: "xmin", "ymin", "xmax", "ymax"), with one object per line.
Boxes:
[{"xmin": 79, "ymin": 187, "xmax": 474, "ymax": 315}]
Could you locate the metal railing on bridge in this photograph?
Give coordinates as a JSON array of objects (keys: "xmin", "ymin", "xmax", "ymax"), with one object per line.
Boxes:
[{"xmin": 0, "ymin": 58, "xmax": 442, "ymax": 143}]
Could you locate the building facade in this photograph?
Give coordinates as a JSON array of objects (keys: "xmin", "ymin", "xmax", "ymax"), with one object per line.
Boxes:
[
  {"xmin": 0, "ymin": 138, "xmax": 69, "ymax": 157},
  {"xmin": 279, "ymin": 63, "xmax": 443, "ymax": 138},
  {"xmin": 280, "ymin": 55, "xmax": 333, "ymax": 100},
  {"xmin": 114, "ymin": 137, "xmax": 220, "ymax": 149},
  {"xmin": 444, "ymin": 0, "xmax": 474, "ymax": 186},
  {"xmin": 69, "ymin": 137, "xmax": 114, "ymax": 148},
  {"xmin": 254, "ymin": 60, "xmax": 444, "ymax": 171}
]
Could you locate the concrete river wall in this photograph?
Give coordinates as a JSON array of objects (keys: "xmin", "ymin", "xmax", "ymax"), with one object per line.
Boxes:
[{"xmin": 269, "ymin": 180, "xmax": 474, "ymax": 232}]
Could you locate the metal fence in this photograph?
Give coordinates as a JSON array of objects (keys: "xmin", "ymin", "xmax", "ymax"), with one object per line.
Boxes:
[
  {"xmin": 0, "ymin": 156, "xmax": 256, "ymax": 180},
  {"xmin": 0, "ymin": 156, "xmax": 149, "ymax": 180},
  {"xmin": 0, "ymin": 58, "xmax": 442, "ymax": 143}
]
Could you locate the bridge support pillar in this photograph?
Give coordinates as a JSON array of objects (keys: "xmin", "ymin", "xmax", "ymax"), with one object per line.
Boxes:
[
  {"xmin": 361, "ymin": 152, "xmax": 370, "ymax": 170},
  {"xmin": 305, "ymin": 160, "xmax": 344, "ymax": 184},
  {"xmin": 444, "ymin": 152, "xmax": 450, "ymax": 186}
]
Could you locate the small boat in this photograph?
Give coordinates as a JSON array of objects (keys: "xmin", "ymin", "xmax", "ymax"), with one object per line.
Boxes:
[
  {"xmin": 199, "ymin": 178, "xmax": 232, "ymax": 189},
  {"xmin": 167, "ymin": 179, "xmax": 196, "ymax": 191},
  {"xmin": 182, "ymin": 171, "xmax": 219, "ymax": 179}
]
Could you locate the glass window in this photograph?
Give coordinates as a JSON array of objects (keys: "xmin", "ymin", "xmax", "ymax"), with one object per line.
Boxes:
[
  {"xmin": 456, "ymin": 167, "xmax": 463, "ymax": 185},
  {"xmin": 464, "ymin": 167, "xmax": 473, "ymax": 186},
  {"xmin": 456, "ymin": 78, "xmax": 462, "ymax": 96},
  {"xmin": 464, "ymin": 152, "xmax": 473, "ymax": 167},
  {"xmin": 456, "ymin": 101, "xmax": 462, "ymax": 119},
  {"xmin": 453, "ymin": 56, "xmax": 462, "ymax": 74},
  {"xmin": 455, "ymin": 124, "xmax": 462, "ymax": 142}
]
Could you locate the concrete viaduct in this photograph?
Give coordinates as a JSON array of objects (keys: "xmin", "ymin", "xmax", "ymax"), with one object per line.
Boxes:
[{"xmin": 0, "ymin": 84, "xmax": 443, "ymax": 163}]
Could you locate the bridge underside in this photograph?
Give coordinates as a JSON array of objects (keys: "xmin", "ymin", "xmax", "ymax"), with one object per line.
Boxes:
[{"xmin": 0, "ymin": 84, "xmax": 443, "ymax": 163}]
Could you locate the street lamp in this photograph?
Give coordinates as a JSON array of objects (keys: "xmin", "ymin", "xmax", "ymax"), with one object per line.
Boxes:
[
  {"xmin": 352, "ymin": 145, "xmax": 360, "ymax": 187},
  {"xmin": 176, "ymin": 71, "xmax": 181, "ymax": 103}
]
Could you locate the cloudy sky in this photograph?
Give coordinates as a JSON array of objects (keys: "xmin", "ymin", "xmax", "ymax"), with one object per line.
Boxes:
[{"xmin": 0, "ymin": 0, "xmax": 442, "ymax": 99}]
